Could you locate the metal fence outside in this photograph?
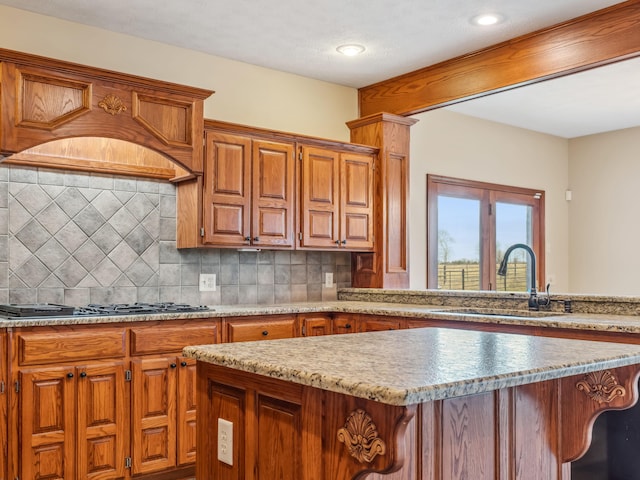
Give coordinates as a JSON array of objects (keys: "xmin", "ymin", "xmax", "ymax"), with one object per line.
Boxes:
[{"xmin": 438, "ymin": 262, "xmax": 529, "ymax": 291}]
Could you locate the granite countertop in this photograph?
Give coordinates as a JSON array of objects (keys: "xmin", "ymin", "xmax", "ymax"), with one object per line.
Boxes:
[
  {"xmin": 183, "ymin": 327, "xmax": 640, "ymax": 406},
  {"xmin": 4, "ymin": 299, "xmax": 640, "ymax": 335}
]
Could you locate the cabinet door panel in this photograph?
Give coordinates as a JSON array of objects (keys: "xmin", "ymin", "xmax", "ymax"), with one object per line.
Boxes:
[
  {"xmin": 77, "ymin": 361, "xmax": 127, "ymax": 480},
  {"xmin": 132, "ymin": 357, "xmax": 177, "ymax": 474},
  {"xmin": 177, "ymin": 357, "xmax": 197, "ymax": 466},
  {"xmin": 300, "ymin": 146, "xmax": 339, "ymax": 248},
  {"xmin": 341, "ymin": 153, "xmax": 374, "ymax": 250},
  {"xmin": 203, "ymin": 132, "xmax": 252, "ymax": 245},
  {"xmin": 20, "ymin": 366, "xmax": 75, "ymax": 480},
  {"xmin": 252, "ymin": 140, "xmax": 295, "ymax": 248},
  {"xmin": 300, "ymin": 315, "xmax": 332, "ymax": 336},
  {"xmin": 256, "ymin": 395, "xmax": 303, "ymax": 480}
]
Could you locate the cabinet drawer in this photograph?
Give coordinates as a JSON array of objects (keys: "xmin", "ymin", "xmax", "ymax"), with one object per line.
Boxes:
[
  {"xmin": 224, "ymin": 315, "xmax": 297, "ymax": 343},
  {"xmin": 130, "ymin": 322, "xmax": 219, "ymax": 355},
  {"xmin": 16, "ymin": 327, "xmax": 127, "ymax": 365}
]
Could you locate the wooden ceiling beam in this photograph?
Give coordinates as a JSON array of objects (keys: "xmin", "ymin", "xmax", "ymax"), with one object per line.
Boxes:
[{"xmin": 358, "ymin": 0, "xmax": 640, "ymax": 117}]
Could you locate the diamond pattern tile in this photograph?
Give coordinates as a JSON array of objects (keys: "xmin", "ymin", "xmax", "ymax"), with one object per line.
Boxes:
[
  {"xmin": 14, "ymin": 184, "xmax": 50, "ymax": 215},
  {"xmin": 37, "ymin": 203, "xmax": 70, "ymax": 235},
  {"xmin": 74, "ymin": 204, "xmax": 106, "ymax": 236},
  {"xmin": 5, "ymin": 168, "xmax": 349, "ymax": 306},
  {"xmin": 55, "ymin": 187, "xmax": 89, "ymax": 218},
  {"xmin": 16, "ymin": 220, "xmax": 50, "ymax": 253}
]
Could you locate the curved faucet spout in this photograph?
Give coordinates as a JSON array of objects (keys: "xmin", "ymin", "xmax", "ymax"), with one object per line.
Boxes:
[{"xmin": 498, "ymin": 243, "xmax": 546, "ymax": 310}]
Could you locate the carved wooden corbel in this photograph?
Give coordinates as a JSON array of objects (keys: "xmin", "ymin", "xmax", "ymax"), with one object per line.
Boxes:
[
  {"xmin": 337, "ymin": 408, "xmax": 387, "ymax": 464},
  {"xmin": 576, "ymin": 370, "xmax": 626, "ymax": 403}
]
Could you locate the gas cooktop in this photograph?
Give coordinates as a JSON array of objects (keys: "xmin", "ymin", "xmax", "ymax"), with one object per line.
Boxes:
[{"xmin": 0, "ymin": 302, "xmax": 210, "ymax": 318}]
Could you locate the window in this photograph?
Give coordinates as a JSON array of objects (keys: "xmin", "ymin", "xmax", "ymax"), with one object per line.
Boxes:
[{"xmin": 427, "ymin": 175, "xmax": 545, "ymax": 291}]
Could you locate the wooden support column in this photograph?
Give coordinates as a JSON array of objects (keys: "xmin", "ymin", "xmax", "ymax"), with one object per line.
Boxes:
[{"xmin": 347, "ymin": 113, "xmax": 418, "ymax": 288}]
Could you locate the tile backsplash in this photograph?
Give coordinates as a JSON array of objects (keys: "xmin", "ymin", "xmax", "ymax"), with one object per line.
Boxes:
[{"xmin": 0, "ymin": 166, "xmax": 350, "ymax": 306}]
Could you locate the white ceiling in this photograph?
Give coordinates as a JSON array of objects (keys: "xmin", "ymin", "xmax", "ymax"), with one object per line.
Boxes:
[{"xmin": 1, "ymin": 0, "xmax": 636, "ymax": 138}]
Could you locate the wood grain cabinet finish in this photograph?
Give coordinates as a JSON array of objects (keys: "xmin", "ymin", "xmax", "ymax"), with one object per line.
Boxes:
[
  {"xmin": 299, "ymin": 314, "xmax": 333, "ymax": 336},
  {"xmin": 202, "ymin": 130, "xmax": 295, "ymax": 248},
  {"xmin": 299, "ymin": 145, "xmax": 374, "ymax": 251},
  {"xmin": 130, "ymin": 356, "xmax": 198, "ymax": 473},
  {"xmin": 332, "ymin": 313, "xmax": 360, "ymax": 334},
  {"xmin": 0, "ymin": 49, "xmax": 213, "ymax": 176},
  {"xmin": 359, "ymin": 314, "xmax": 406, "ymax": 332},
  {"xmin": 18, "ymin": 361, "xmax": 127, "ymax": 480},
  {"xmin": 7, "ymin": 319, "xmax": 219, "ymax": 480},
  {"xmin": 223, "ymin": 315, "xmax": 298, "ymax": 343}
]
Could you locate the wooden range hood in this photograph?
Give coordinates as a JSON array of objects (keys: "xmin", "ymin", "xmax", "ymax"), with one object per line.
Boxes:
[{"xmin": 0, "ymin": 48, "xmax": 214, "ymax": 181}]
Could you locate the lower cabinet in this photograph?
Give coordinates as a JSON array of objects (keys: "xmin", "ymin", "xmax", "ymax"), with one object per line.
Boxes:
[
  {"xmin": 299, "ymin": 313, "xmax": 333, "ymax": 336},
  {"xmin": 131, "ymin": 356, "xmax": 196, "ymax": 475},
  {"xmin": 9, "ymin": 320, "xmax": 218, "ymax": 480},
  {"xmin": 19, "ymin": 361, "xmax": 128, "ymax": 480}
]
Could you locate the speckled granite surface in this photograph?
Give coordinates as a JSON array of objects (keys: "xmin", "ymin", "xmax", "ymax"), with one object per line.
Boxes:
[
  {"xmin": 6, "ymin": 298, "xmax": 640, "ymax": 334},
  {"xmin": 183, "ymin": 328, "xmax": 640, "ymax": 406},
  {"xmin": 338, "ymin": 288, "xmax": 640, "ymax": 316}
]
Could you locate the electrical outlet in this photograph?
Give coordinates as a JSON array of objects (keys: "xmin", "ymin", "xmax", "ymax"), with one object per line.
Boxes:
[
  {"xmin": 218, "ymin": 418, "xmax": 233, "ymax": 465},
  {"xmin": 199, "ymin": 274, "xmax": 216, "ymax": 292},
  {"xmin": 325, "ymin": 272, "xmax": 333, "ymax": 288}
]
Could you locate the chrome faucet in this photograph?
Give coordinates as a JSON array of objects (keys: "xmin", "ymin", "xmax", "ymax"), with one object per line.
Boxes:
[{"xmin": 498, "ymin": 243, "xmax": 550, "ymax": 310}]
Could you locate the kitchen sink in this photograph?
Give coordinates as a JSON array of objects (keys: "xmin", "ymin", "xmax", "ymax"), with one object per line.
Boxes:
[{"xmin": 432, "ymin": 307, "xmax": 563, "ymax": 318}]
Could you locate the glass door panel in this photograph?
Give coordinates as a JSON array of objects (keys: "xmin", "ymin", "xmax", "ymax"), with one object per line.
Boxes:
[
  {"xmin": 495, "ymin": 202, "xmax": 533, "ymax": 292},
  {"xmin": 436, "ymin": 195, "xmax": 481, "ymax": 290}
]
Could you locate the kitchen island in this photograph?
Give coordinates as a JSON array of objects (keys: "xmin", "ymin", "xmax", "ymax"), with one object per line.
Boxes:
[{"xmin": 185, "ymin": 327, "xmax": 640, "ymax": 480}]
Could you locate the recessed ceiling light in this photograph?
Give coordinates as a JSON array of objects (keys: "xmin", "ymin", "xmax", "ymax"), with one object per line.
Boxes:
[
  {"xmin": 336, "ymin": 44, "xmax": 365, "ymax": 56},
  {"xmin": 470, "ymin": 13, "xmax": 505, "ymax": 26}
]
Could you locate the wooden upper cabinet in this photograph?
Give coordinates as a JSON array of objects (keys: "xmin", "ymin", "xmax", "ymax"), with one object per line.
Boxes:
[
  {"xmin": 202, "ymin": 129, "xmax": 295, "ymax": 248},
  {"xmin": 203, "ymin": 131, "xmax": 252, "ymax": 246},
  {"xmin": 300, "ymin": 146, "xmax": 340, "ymax": 249},
  {"xmin": 340, "ymin": 152, "xmax": 374, "ymax": 250},
  {"xmin": 299, "ymin": 146, "xmax": 374, "ymax": 251},
  {"xmin": 252, "ymin": 140, "xmax": 295, "ymax": 248},
  {"xmin": 0, "ymin": 49, "xmax": 213, "ymax": 176}
]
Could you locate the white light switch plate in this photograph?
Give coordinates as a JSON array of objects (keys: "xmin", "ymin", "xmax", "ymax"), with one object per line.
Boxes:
[
  {"xmin": 218, "ymin": 418, "xmax": 233, "ymax": 465},
  {"xmin": 325, "ymin": 272, "xmax": 333, "ymax": 288},
  {"xmin": 199, "ymin": 274, "xmax": 216, "ymax": 292}
]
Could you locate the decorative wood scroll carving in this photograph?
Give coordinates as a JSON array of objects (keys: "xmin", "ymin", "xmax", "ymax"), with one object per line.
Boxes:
[
  {"xmin": 98, "ymin": 94, "xmax": 127, "ymax": 116},
  {"xmin": 576, "ymin": 370, "xmax": 626, "ymax": 404},
  {"xmin": 337, "ymin": 408, "xmax": 386, "ymax": 464}
]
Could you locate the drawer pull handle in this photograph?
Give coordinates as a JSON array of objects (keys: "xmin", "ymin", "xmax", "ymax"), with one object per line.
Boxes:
[
  {"xmin": 67, "ymin": 373, "xmax": 74, "ymax": 379},
  {"xmin": 181, "ymin": 361, "xmax": 188, "ymax": 367},
  {"xmin": 170, "ymin": 363, "xmax": 177, "ymax": 368},
  {"xmin": 79, "ymin": 372, "xmax": 87, "ymax": 378},
  {"xmin": 262, "ymin": 330, "xmax": 269, "ymax": 336}
]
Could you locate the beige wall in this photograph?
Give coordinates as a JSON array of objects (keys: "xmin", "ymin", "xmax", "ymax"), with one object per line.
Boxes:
[
  {"xmin": 0, "ymin": 5, "xmax": 357, "ymax": 141},
  {"xmin": 568, "ymin": 126, "xmax": 640, "ymax": 295},
  {"xmin": 409, "ymin": 109, "xmax": 571, "ymax": 292}
]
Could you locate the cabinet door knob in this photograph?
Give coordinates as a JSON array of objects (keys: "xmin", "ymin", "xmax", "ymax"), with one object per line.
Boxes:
[
  {"xmin": 244, "ymin": 236, "xmax": 251, "ymax": 242},
  {"xmin": 170, "ymin": 363, "xmax": 177, "ymax": 368},
  {"xmin": 79, "ymin": 372, "xmax": 87, "ymax": 378},
  {"xmin": 181, "ymin": 361, "xmax": 188, "ymax": 367},
  {"xmin": 67, "ymin": 373, "xmax": 74, "ymax": 378},
  {"xmin": 341, "ymin": 239, "xmax": 347, "ymax": 245},
  {"xmin": 262, "ymin": 330, "xmax": 269, "ymax": 336},
  {"xmin": 345, "ymin": 323, "xmax": 352, "ymax": 329},
  {"xmin": 253, "ymin": 236, "xmax": 260, "ymax": 242},
  {"xmin": 334, "ymin": 240, "xmax": 341, "ymax": 245}
]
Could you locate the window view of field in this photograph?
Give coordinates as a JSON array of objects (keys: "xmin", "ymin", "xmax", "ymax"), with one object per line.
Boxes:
[{"xmin": 437, "ymin": 261, "xmax": 529, "ymax": 291}]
